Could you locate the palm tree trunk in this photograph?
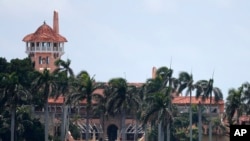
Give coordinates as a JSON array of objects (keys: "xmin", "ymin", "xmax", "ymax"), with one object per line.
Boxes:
[
  {"xmin": 45, "ymin": 100, "xmax": 49, "ymax": 141},
  {"xmin": 158, "ymin": 120, "xmax": 162, "ymax": 141},
  {"xmin": 61, "ymin": 103, "xmax": 66, "ymax": 141},
  {"xmin": 189, "ymin": 90, "xmax": 192, "ymax": 141},
  {"xmin": 167, "ymin": 101, "xmax": 170, "ymax": 141},
  {"xmin": 167, "ymin": 123, "xmax": 170, "ymax": 141},
  {"xmin": 65, "ymin": 105, "xmax": 70, "ymax": 140},
  {"xmin": 101, "ymin": 114, "xmax": 105, "ymax": 140},
  {"xmin": 11, "ymin": 106, "xmax": 15, "ymax": 141},
  {"xmin": 86, "ymin": 107, "xmax": 90, "ymax": 141},
  {"xmin": 198, "ymin": 103, "xmax": 202, "ymax": 141},
  {"xmin": 236, "ymin": 108, "xmax": 239, "ymax": 124},
  {"xmin": 144, "ymin": 124, "xmax": 148, "ymax": 141},
  {"xmin": 209, "ymin": 94, "xmax": 212, "ymax": 141},
  {"xmin": 134, "ymin": 118, "xmax": 138, "ymax": 141},
  {"xmin": 121, "ymin": 110, "xmax": 126, "ymax": 141},
  {"xmin": 161, "ymin": 125, "xmax": 164, "ymax": 141}
]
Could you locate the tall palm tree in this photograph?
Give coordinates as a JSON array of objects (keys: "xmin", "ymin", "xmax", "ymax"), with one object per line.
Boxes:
[
  {"xmin": 142, "ymin": 66, "xmax": 176, "ymax": 141},
  {"xmin": 141, "ymin": 91, "xmax": 173, "ymax": 141},
  {"xmin": 54, "ymin": 59, "xmax": 74, "ymax": 141},
  {"xmin": 66, "ymin": 71, "xmax": 99, "ymax": 141},
  {"xmin": 32, "ymin": 69, "xmax": 58, "ymax": 141},
  {"xmin": 0, "ymin": 72, "xmax": 30, "ymax": 141},
  {"xmin": 195, "ymin": 79, "xmax": 223, "ymax": 141},
  {"xmin": 225, "ymin": 87, "xmax": 243, "ymax": 124},
  {"xmin": 177, "ymin": 72, "xmax": 194, "ymax": 141},
  {"xmin": 107, "ymin": 78, "xmax": 140, "ymax": 141}
]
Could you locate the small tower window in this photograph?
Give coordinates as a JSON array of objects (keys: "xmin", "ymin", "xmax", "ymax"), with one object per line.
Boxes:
[
  {"xmin": 31, "ymin": 42, "xmax": 35, "ymax": 47},
  {"xmin": 54, "ymin": 43, "xmax": 58, "ymax": 47}
]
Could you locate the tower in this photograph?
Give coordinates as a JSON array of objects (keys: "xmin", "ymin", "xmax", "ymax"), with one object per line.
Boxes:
[{"xmin": 23, "ymin": 11, "xmax": 67, "ymax": 72}]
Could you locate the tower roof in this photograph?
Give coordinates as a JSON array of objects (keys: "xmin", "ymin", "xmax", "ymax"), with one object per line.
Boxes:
[{"xmin": 22, "ymin": 22, "xmax": 67, "ymax": 42}]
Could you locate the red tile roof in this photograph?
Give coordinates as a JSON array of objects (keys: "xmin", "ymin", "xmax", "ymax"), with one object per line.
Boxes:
[
  {"xmin": 172, "ymin": 96, "xmax": 224, "ymax": 105},
  {"xmin": 48, "ymin": 89, "xmax": 104, "ymax": 104},
  {"xmin": 23, "ymin": 22, "xmax": 67, "ymax": 42},
  {"xmin": 48, "ymin": 83, "xmax": 224, "ymax": 108}
]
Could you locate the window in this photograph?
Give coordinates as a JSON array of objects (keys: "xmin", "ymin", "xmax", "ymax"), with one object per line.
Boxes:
[
  {"xmin": 42, "ymin": 58, "xmax": 46, "ymax": 64},
  {"xmin": 42, "ymin": 42, "xmax": 46, "ymax": 47},
  {"xmin": 31, "ymin": 42, "xmax": 35, "ymax": 47},
  {"xmin": 39, "ymin": 56, "xmax": 42, "ymax": 64},
  {"xmin": 59, "ymin": 43, "xmax": 64, "ymax": 48}
]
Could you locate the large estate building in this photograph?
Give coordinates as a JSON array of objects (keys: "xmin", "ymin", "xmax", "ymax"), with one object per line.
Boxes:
[{"xmin": 22, "ymin": 11, "xmax": 226, "ymax": 141}]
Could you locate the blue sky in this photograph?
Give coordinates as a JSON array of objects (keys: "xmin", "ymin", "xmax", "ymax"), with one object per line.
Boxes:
[{"xmin": 1, "ymin": 0, "xmax": 250, "ymax": 100}]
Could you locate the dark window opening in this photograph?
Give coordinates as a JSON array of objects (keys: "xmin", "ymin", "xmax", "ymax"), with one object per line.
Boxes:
[{"xmin": 39, "ymin": 56, "xmax": 42, "ymax": 64}]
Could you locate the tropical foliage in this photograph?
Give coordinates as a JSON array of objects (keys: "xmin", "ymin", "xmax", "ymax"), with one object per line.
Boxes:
[{"xmin": 2, "ymin": 56, "xmax": 249, "ymax": 141}]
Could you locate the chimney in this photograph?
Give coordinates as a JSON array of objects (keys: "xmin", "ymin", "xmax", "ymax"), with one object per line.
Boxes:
[
  {"xmin": 53, "ymin": 10, "xmax": 59, "ymax": 34},
  {"xmin": 152, "ymin": 66, "xmax": 157, "ymax": 79}
]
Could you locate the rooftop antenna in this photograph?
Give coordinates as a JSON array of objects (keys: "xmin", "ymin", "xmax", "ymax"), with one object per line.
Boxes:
[
  {"xmin": 169, "ymin": 56, "xmax": 172, "ymax": 69},
  {"xmin": 211, "ymin": 68, "xmax": 215, "ymax": 80}
]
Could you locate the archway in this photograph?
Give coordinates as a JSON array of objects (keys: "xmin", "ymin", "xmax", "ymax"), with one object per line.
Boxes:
[{"xmin": 107, "ymin": 124, "xmax": 118, "ymax": 141}]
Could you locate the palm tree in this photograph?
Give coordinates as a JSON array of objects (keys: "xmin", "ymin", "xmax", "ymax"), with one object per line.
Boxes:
[
  {"xmin": 142, "ymin": 66, "xmax": 176, "ymax": 141},
  {"xmin": 177, "ymin": 72, "xmax": 194, "ymax": 141},
  {"xmin": 0, "ymin": 72, "xmax": 30, "ymax": 141},
  {"xmin": 106, "ymin": 78, "xmax": 140, "ymax": 141},
  {"xmin": 66, "ymin": 71, "xmax": 99, "ymax": 141},
  {"xmin": 195, "ymin": 79, "xmax": 223, "ymax": 141},
  {"xmin": 32, "ymin": 69, "xmax": 58, "ymax": 141},
  {"xmin": 53, "ymin": 59, "xmax": 74, "ymax": 141},
  {"xmin": 141, "ymin": 92, "xmax": 173, "ymax": 141},
  {"xmin": 225, "ymin": 87, "xmax": 243, "ymax": 124}
]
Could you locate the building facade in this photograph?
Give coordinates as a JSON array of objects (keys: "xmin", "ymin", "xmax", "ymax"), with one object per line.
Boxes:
[{"xmin": 22, "ymin": 11, "xmax": 225, "ymax": 141}]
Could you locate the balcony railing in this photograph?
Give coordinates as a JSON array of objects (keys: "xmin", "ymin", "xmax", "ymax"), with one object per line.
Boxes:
[{"xmin": 26, "ymin": 46, "xmax": 64, "ymax": 53}]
